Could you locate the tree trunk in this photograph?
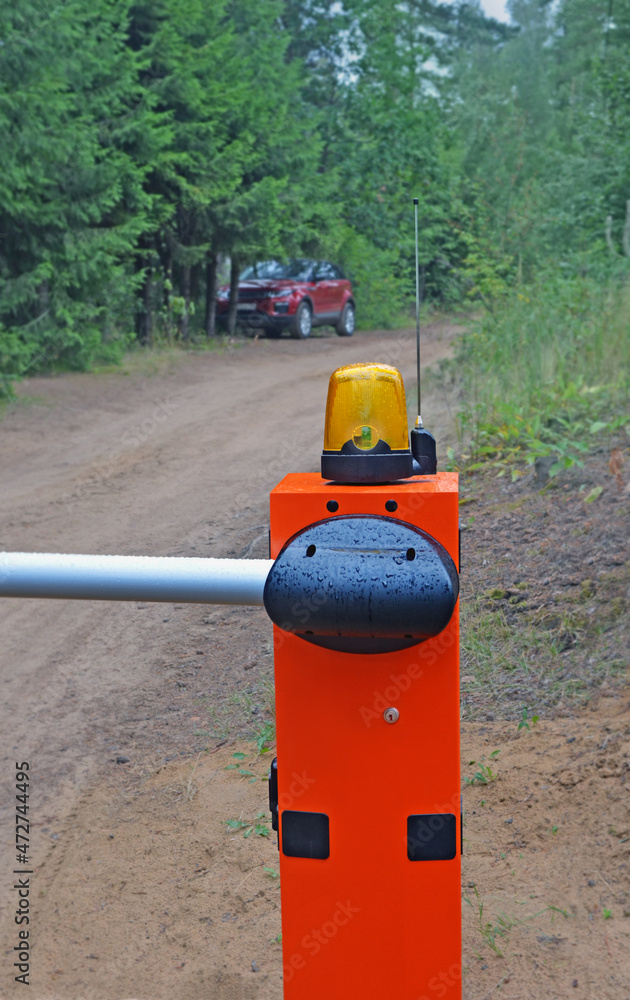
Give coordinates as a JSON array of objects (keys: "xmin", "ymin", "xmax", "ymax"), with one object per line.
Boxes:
[
  {"xmin": 181, "ymin": 264, "xmax": 191, "ymax": 340},
  {"xmin": 205, "ymin": 253, "xmax": 218, "ymax": 337},
  {"xmin": 623, "ymin": 200, "xmax": 630, "ymax": 258},
  {"xmin": 166, "ymin": 247, "xmax": 174, "ymax": 342},
  {"xmin": 605, "ymin": 214, "xmax": 616, "ymax": 256},
  {"xmin": 191, "ymin": 262, "xmax": 201, "ymax": 319},
  {"xmin": 135, "ymin": 257, "xmax": 153, "ymax": 345},
  {"xmin": 227, "ymin": 255, "xmax": 240, "ymax": 335},
  {"xmin": 142, "ymin": 265, "xmax": 153, "ymax": 345}
]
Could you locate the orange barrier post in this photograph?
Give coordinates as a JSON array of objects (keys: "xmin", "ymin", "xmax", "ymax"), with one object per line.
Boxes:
[{"xmin": 268, "ymin": 471, "xmax": 461, "ymax": 999}]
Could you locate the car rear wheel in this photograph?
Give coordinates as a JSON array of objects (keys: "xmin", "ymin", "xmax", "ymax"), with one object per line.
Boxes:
[
  {"xmin": 290, "ymin": 301, "xmax": 312, "ymax": 339},
  {"xmin": 336, "ymin": 302, "xmax": 355, "ymax": 337}
]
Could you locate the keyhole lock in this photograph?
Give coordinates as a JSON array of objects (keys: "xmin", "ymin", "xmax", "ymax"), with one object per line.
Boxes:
[{"xmin": 384, "ymin": 707, "xmax": 399, "ymax": 724}]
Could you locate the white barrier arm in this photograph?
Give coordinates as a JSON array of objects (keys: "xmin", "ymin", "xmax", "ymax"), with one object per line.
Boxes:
[{"xmin": 0, "ymin": 552, "xmax": 273, "ymax": 606}]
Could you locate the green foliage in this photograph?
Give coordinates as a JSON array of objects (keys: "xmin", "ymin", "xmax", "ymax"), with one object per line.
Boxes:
[
  {"xmin": 320, "ymin": 0, "xmax": 472, "ymax": 307},
  {"xmin": 335, "ymin": 229, "xmax": 408, "ymax": 329},
  {"xmin": 465, "ymin": 885, "xmax": 570, "ymax": 959},
  {"xmin": 454, "ymin": 271, "xmax": 630, "ymax": 473},
  {"xmin": 444, "ymin": 0, "xmax": 630, "ymax": 296},
  {"xmin": 225, "ymin": 813, "xmax": 270, "ymax": 838},
  {"xmin": 464, "ymin": 751, "xmax": 500, "ymax": 786},
  {"xmin": 518, "ymin": 707, "xmax": 539, "ymax": 732},
  {"xmin": 2, "ymin": 0, "xmax": 630, "ymax": 388},
  {"xmin": 0, "ymin": 0, "xmax": 338, "ymax": 380},
  {"xmin": 0, "ymin": 0, "xmax": 156, "ymax": 391},
  {"xmin": 251, "ymin": 720, "xmax": 275, "ymax": 755},
  {"xmin": 466, "ymin": 886, "xmax": 518, "ymax": 957}
]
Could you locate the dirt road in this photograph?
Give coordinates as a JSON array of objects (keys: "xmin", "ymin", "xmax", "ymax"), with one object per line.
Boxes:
[
  {"xmin": 1, "ymin": 322, "xmax": 628, "ymax": 1000},
  {"xmin": 0, "ymin": 324, "xmax": 457, "ymax": 984}
]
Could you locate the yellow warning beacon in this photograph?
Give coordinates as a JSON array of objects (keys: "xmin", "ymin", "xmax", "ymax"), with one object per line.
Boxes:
[{"xmin": 321, "ymin": 363, "xmax": 414, "ymax": 483}]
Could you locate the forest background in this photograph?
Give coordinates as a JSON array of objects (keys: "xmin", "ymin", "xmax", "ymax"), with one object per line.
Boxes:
[{"xmin": 1, "ymin": 0, "xmax": 629, "ymax": 470}]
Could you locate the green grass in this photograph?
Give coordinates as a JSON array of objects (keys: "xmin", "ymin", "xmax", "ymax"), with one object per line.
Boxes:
[
  {"xmin": 195, "ymin": 670, "xmax": 276, "ymax": 746},
  {"xmin": 225, "ymin": 812, "xmax": 271, "ymax": 838},
  {"xmin": 460, "ymin": 577, "xmax": 628, "ymax": 720},
  {"xmin": 464, "ymin": 886, "xmax": 570, "ymax": 958},
  {"xmin": 463, "ymin": 751, "xmax": 500, "ymax": 786},
  {"xmin": 451, "ymin": 271, "xmax": 630, "ymax": 474}
]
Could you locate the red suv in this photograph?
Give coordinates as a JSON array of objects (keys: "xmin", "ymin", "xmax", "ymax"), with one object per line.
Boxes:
[{"xmin": 216, "ymin": 259, "xmax": 355, "ymax": 339}]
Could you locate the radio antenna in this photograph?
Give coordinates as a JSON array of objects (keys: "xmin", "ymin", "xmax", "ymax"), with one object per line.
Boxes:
[
  {"xmin": 414, "ymin": 197, "xmax": 422, "ymax": 423},
  {"xmin": 410, "ymin": 197, "xmax": 437, "ymax": 475}
]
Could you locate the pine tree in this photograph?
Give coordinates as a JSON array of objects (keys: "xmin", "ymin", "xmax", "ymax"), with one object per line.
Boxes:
[{"xmin": 0, "ymin": 0, "xmax": 156, "ymax": 381}]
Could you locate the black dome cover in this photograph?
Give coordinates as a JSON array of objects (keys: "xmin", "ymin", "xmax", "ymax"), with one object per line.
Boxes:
[{"xmin": 263, "ymin": 515, "xmax": 459, "ymax": 654}]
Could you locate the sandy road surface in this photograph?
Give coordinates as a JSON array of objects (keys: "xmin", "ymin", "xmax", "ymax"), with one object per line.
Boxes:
[
  {"xmin": 0, "ymin": 325, "xmax": 457, "ymax": 933},
  {"xmin": 1, "ymin": 324, "xmax": 629, "ymax": 1000}
]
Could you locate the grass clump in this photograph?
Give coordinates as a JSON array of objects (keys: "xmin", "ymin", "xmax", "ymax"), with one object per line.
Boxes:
[
  {"xmin": 463, "ymin": 751, "xmax": 500, "ymax": 786},
  {"xmin": 453, "ymin": 272, "xmax": 630, "ymax": 476},
  {"xmin": 464, "ymin": 886, "xmax": 569, "ymax": 959}
]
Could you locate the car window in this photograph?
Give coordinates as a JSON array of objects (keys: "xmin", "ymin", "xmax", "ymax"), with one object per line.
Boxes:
[
  {"xmin": 284, "ymin": 259, "xmax": 316, "ymax": 280},
  {"xmin": 314, "ymin": 261, "xmax": 336, "ymax": 281},
  {"xmin": 240, "ymin": 261, "xmax": 285, "ymax": 280},
  {"xmin": 240, "ymin": 259, "xmax": 315, "ymax": 281}
]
